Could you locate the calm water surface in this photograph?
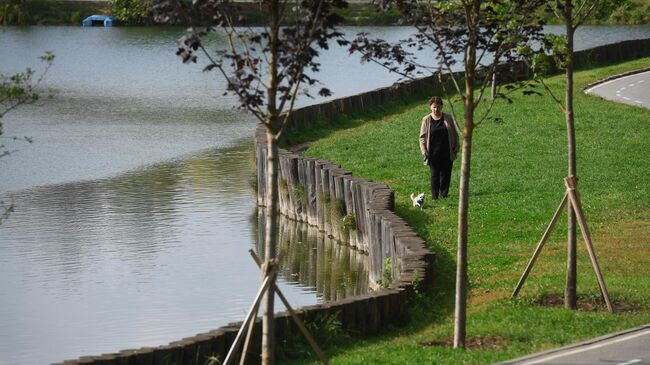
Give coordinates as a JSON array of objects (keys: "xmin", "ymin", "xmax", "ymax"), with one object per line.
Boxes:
[{"xmin": 1, "ymin": 25, "xmax": 649, "ymax": 364}]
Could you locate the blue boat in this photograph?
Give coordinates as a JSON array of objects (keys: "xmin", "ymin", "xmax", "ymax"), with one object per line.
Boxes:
[{"xmin": 82, "ymin": 15, "xmax": 116, "ymax": 27}]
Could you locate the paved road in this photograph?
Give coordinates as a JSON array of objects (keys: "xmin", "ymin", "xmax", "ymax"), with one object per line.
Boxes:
[
  {"xmin": 500, "ymin": 325, "xmax": 650, "ymax": 365},
  {"xmin": 585, "ymin": 70, "xmax": 650, "ymax": 110}
]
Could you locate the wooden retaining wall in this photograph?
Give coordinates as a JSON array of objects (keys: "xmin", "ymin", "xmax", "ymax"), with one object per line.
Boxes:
[
  {"xmin": 255, "ymin": 126, "xmax": 435, "ymax": 289},
  {"xmin": 56, "ymin": 37, "xmax": 649, "ymax": 365},
  {"xmin": 573, "ymin": 38, "xmax": 650, "ymax": 69}
]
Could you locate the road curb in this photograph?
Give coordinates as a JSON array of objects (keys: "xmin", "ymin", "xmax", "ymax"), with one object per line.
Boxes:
[
  {"xmin": 584, "ymin": 67, "xmax": 650, "ymax": 93},
  {"xmin": 495, "ymin": 324, "xmax": 650, "ymax": 365}
]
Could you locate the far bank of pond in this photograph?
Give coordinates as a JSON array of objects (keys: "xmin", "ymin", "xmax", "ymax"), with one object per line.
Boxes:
[{"xmin": 4, "ymin": 0, "xmax": 650, "ymax": 26}]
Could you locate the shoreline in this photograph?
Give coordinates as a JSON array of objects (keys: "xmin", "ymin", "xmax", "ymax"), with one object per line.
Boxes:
[{"xmin": 3, "ymin": 0, "xmax": 648, "ymax": 26}]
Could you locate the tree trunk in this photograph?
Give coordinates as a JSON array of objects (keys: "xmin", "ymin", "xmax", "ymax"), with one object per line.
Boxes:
[
  {"xmin": 262, "ymin": 1, "xmax": 280, "ymax": 362},
  {"xmin": 454, "ymin": 122, "xmax": 473, "ymax": 349},
  {"xmin": 454, "ymin": 9, "xmax": 477, "ymax": 346},
  {"xmin": 262, "ymin": 128, "xmax": 278, "ymax": 365},
  {"xmin": 563, "ymin": 2, "xmax": 578, "ymax": 311}
]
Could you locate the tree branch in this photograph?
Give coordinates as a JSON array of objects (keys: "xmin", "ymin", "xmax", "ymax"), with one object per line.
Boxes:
[
  {"xmin": 428, "ymin": 27, "xmax": 464, "ymax": 98},
  {"xmin": 539, "ymin": 76, "xmax": 566, "ymax": 113},
  {"xmin": 523, "ymin": 53, "xmax": 566, "ymax": 114},
  {"xmin": 574, "ymin": 0, "xmax": 600, "ymax": 29},
  {"xmin": 195, "ymin": 35, "xmax": 266, "ymax": 121},
  {"xmin": 275, "ymin": 76, "xmax": 303, "ymax": 141},
  {"xmin": 474, "ymin": 32, "xmax": 496, "ymax": 68},
  {"xmin": 474, "ymin": 58, "xmax": 500, "ymax": 111},
  {"xmin": 1, "ymin": 54, "xmax": 54, "ymax": 119},
  {"xmin": 552, "ymin": 0, "xmax": 563, "ymax": 19},
  {"xmin": 279, "ymin": 0, "xmax": 290, "ymax": 25},
  {"xmin": 277, "ymin": 0, "xmax": 326, "ymax": 113},
  {"xmin": 438, "ymin": 71, "xmax": 462, "ymax": 135},
  {"xmin": 475, "ymin": 93, "xmax": 498, "ymax": 126}
]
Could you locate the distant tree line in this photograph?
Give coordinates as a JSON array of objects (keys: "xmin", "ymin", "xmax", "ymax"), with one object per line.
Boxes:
[
  {"xmin": 1, "ymin": 0, "xmax": 648, "ymax": 25},
  {"xmin": 0, "ymin": 0, "xmax": 109, "ymax": 25}
]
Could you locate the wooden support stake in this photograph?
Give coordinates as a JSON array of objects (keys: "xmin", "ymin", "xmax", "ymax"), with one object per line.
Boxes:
[
  {"xmin": 249, "ymin": 250, "xmax": 330, "ymax": 364},
  {"xmin": 514, "ymin": 177, "xmax": 614, "ymax": 312},
  {"xmin": 565, "ymin": 184, "xmax": 614, "ymax": 313},
  {"xmin": 275, "ymin": 286, "xmax": 329, "ymax": 364},
  {"xmin": 512, "ymin": 192, "xmax": 568, "ymax": 298},
  {"xmin": 239, "ymin": 293, "xmax": 263, "ymax": 365},
  {"xmin": 224, "ymin": 268, "xmax": 275, "ymax": 365}
]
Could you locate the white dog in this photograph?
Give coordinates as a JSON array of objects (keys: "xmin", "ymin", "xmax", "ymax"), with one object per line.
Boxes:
[{"xmin": 410, "ymin": 193, "xmax": 425, "ymax": 209}]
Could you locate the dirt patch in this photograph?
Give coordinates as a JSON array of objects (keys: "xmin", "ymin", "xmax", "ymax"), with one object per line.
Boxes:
[
  {"xmin": 535, "ymin": 294, "xmax": 637, "ymax": 313},
  {"xmin": 421, "ymin": 335, "xmax": 505, "ymax": 350}
]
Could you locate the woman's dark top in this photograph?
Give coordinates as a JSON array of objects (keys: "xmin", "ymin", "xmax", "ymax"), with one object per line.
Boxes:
[{"xmin": 428, "ymin": 115, "xmax": 450, "ymax": 161}]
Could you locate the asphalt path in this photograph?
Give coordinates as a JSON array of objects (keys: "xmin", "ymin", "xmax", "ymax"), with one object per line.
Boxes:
[
  {"xmin": 500, "ymin": 325, "xmax": 650, "ymax": 365},
  {"xmin": 585, "ymin": 70, "xmax": 650, "ymax": 110}
]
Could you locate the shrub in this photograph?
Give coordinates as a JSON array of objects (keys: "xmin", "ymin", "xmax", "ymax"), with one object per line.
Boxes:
[
  {"xmin": 380, "ymin": 257, "xmax": 392, "ymax": 288},
  {"xmin": 341, "ymin": 212, "xmax": 356, "ymax": 232},
  {"xmin": 70, "ymin": 11, "xmax": 81, "ymax": 24},
  {"xmin": 110, "ymin": 0, "xmax": 152, "ymax": 25}
]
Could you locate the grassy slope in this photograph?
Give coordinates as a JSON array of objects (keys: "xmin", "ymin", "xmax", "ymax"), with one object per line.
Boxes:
[{"xmin": 286, "ymin": 57, "xmax": 650, "ymax": 364}]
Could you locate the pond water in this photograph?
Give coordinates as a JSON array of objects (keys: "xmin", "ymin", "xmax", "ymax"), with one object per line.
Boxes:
[{"xmin": 1, "ymin": 25, "xmax": 649, "ymax": 365}]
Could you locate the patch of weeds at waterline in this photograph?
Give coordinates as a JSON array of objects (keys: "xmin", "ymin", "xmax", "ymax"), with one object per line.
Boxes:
[
  {"xmin": 341, "ymin": 212, "xmax": 357, "ymax": 233},
  {"xmin": 293, "ymin": 183, "xmax": 307, "ymax": 207},
  {"xmin": 318, "ymin": 190, "xmax": 331, "ymax": 221},
  {"xmin": 277, "ymin": 311, "xmax": 348, "ymax": 363},
  {"xmin": 329, "ymin": 197, "xmax": 346, "ymax": 225},
  {"xmin": 379, "ymin": 257, "xmax": 393, "ymax": 288}
]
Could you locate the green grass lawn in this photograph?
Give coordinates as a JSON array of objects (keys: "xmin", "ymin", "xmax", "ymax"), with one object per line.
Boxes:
[{"xmin": 283, "ymin": 57, "xmax": 650, "ymax": 364}]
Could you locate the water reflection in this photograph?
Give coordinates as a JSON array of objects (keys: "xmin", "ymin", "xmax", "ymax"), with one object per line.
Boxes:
[
  {"xmin": 1, "ymin": 142, "xmax": 257, "ymax": 281},
  {"xmin": 0, "ymin": 93, "xmax": 256, "ymax": 193},
  {"xmin": 0, "ymin": 143, "xmax": 268, "ymax": 364},
  {"xmin": 0, "ymin": 140, "xmax": 369, "ymax": 364},
  {"xmin": 257, "ymin": 209, "xmax": 370, "ymax": 302}
]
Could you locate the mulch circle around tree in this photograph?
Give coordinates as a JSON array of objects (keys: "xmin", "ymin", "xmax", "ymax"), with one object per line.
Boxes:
[
  {"xmin": 421, "ymin": 335, "xmax": 505, "ymax": 350},
  {"xmin": 535, "ymin": 294, "xmax": 637, "ymax": 313}
]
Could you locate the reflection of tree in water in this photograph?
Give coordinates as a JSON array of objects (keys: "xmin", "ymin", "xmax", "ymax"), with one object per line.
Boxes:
[{"xmin": 256, "ymin": 208, "xmax": 369, "ymax": 302}]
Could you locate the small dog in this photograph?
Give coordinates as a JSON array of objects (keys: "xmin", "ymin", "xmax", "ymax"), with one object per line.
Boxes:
[{"xmin": 410, "ymin": 192, "xmax": 425, "ymax": 209}]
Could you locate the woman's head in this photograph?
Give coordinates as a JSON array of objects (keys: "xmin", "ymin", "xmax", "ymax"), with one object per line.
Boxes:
[
  {"xmin": 428, "ymin": 96, "xmax": 443, "ymax": 107},
  {"xmin": 429, "ymin": 96, "xmax": 443, "ymax": 116}
]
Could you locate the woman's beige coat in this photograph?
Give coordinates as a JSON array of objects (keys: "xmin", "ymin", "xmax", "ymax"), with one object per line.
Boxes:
[{"xmin": 419, "ymin": 112, "xmax": 460, "ymax": 165}]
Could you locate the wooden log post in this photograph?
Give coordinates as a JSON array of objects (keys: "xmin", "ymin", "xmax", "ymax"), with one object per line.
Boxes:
[
  {"xmin": 512, "ymin": 192, "xmax": 568, "ymax": 298},
  {"xmin": 248, "ymin": 250, "xmax": 329, "ymax": 364},
  {"xmin": 223, "ymin": 268, "xmax": 275, "ymax": 365}
]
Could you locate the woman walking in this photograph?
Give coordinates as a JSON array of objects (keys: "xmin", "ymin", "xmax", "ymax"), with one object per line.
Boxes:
[{"xmin": 419, "ymin": 96, "xmax": 460, "ymax": 200}]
